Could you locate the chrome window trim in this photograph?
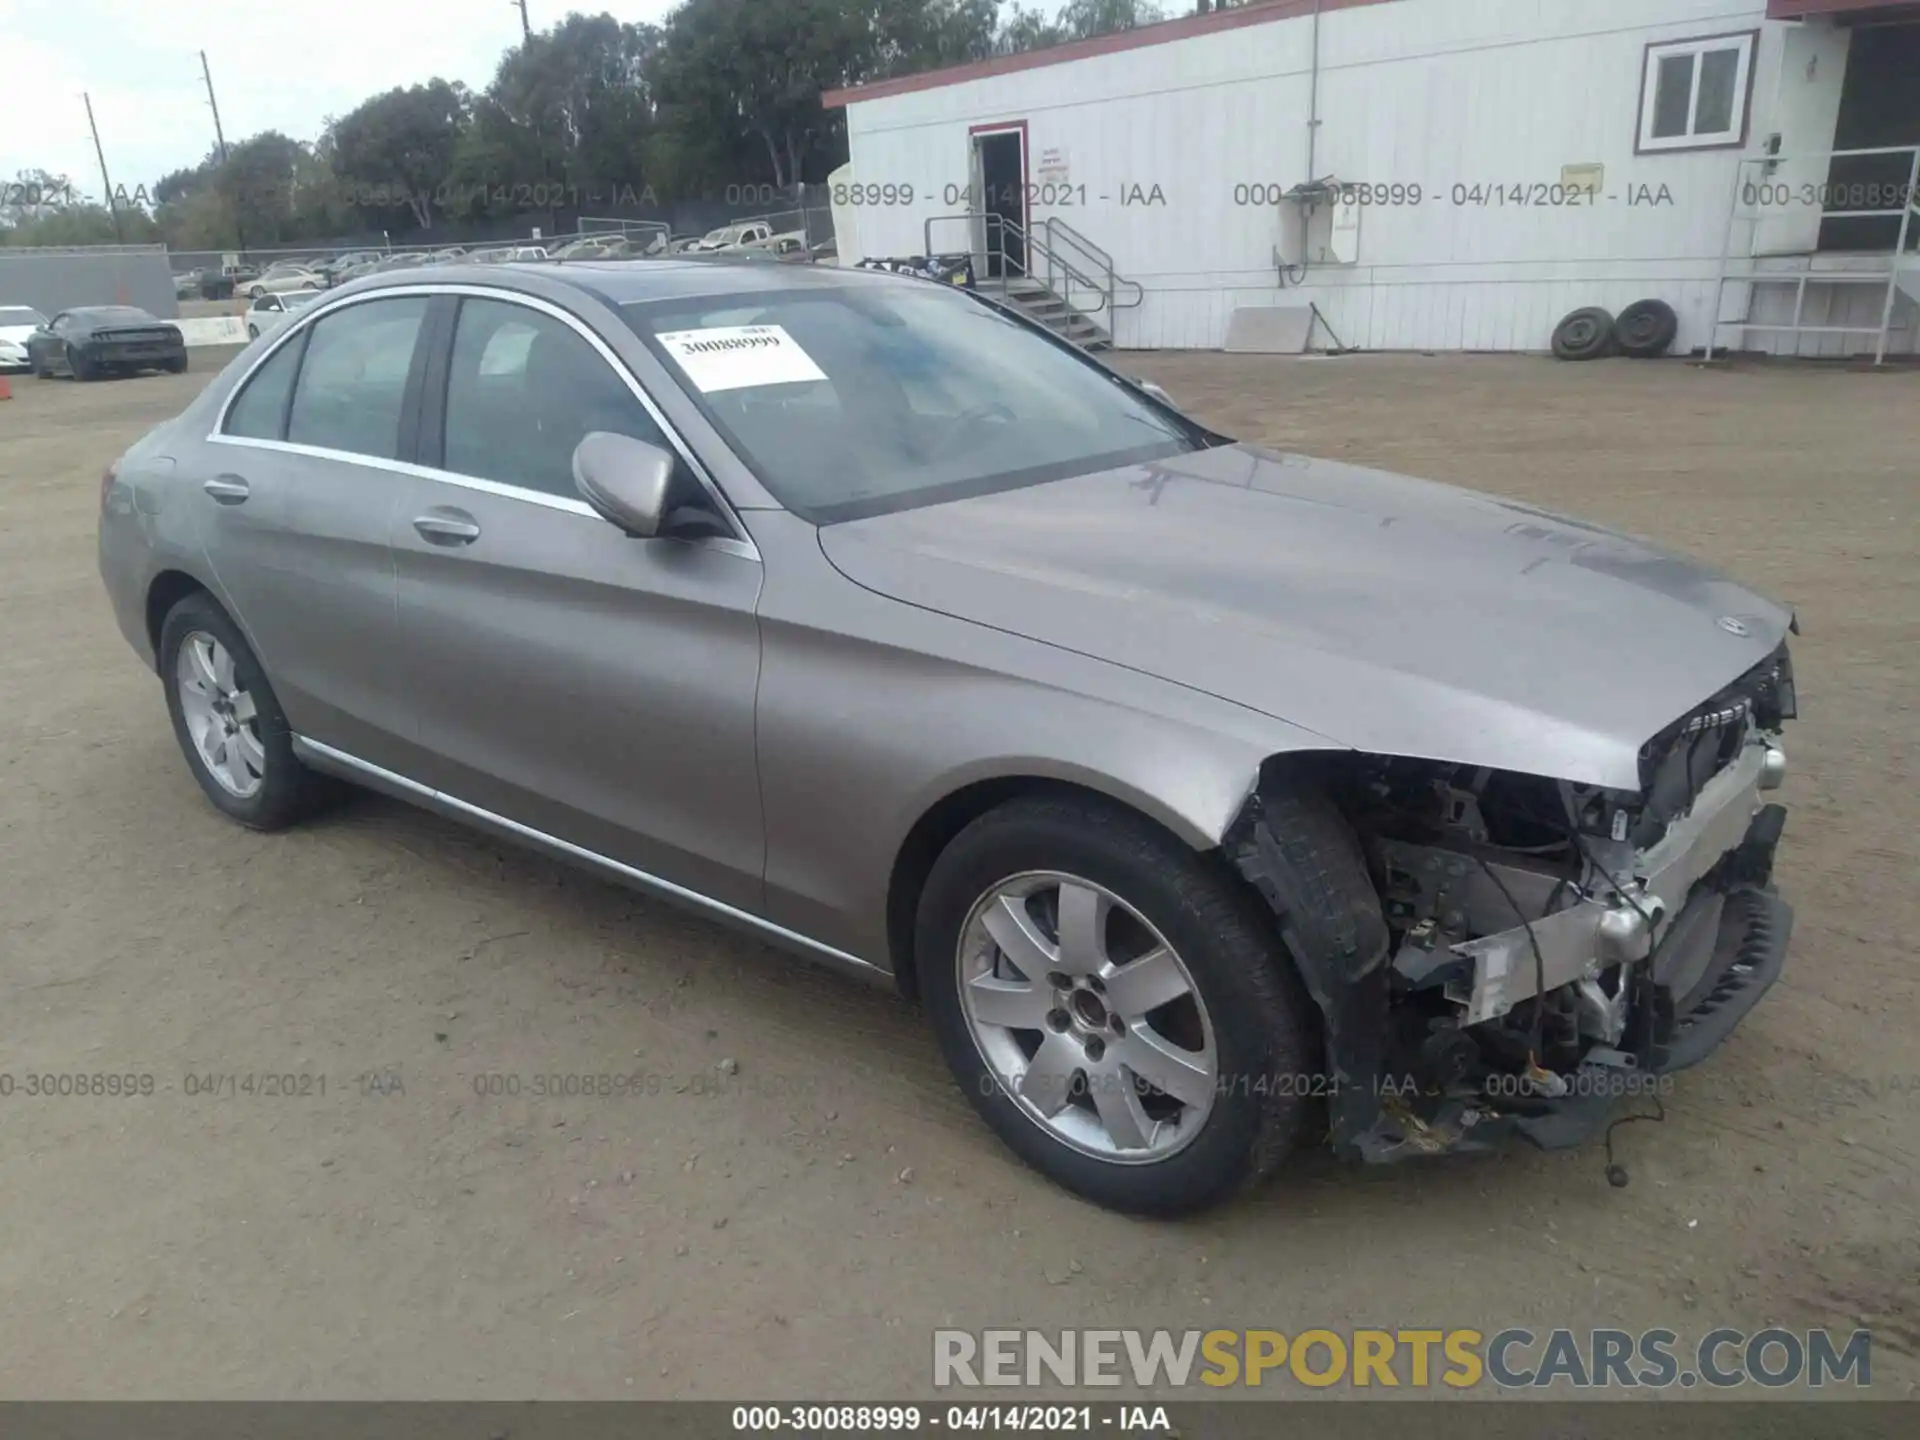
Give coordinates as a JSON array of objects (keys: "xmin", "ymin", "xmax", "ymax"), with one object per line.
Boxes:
[
  {"xmin": 206, "ymin": 280, "xmax": 760, "ymax": 559},
  {"xmin": 205, "ymin": 434, "xmax": 758, "ymax": 561},
  {"xmin": 291, "ymin": 735, "xmax": 887, "ymax": 984}
]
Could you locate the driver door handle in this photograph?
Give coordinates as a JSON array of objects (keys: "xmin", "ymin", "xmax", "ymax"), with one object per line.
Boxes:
[
  {"xmin": 202, "ymin": 474, "xmax": 250, "ymax": 504},
  {"xmin": 413, "ymin": 508, "xmax": 481, "ymax": 546}
]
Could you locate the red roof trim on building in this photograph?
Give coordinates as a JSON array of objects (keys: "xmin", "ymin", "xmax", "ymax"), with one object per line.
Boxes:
[
  {"xmin": 1767, "ymin": 0, "xmax": 1920, "ymax": 15},
  {"xmin": 821, "ymin": 0, "xmax": 1405, "ymax": 109}
]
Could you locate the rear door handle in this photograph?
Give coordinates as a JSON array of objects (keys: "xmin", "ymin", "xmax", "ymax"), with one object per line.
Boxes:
[
  {"xmin": 202, "ymin": 474, "xmax": 250, "ymax": 504},
  {"xmin": 412, "ymin": 508, "xmax": 481, "ymax": 545}
]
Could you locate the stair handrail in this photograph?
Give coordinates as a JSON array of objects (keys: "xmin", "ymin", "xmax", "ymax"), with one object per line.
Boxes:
[
  {"xmin": 922, "ymin": 212, "xmax": 1116, "ymax": 316},
  {"xmin": 1040, "ymin": 217, "xmax": 1145, "ymax": 313}
]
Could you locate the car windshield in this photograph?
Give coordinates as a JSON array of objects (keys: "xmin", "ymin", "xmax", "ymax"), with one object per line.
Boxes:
[
  {"xmin": 623, "ymin": 282, "xmax": 1200, "ymax": 524},
  {"xmin": 0, "ymin": 306, "xmax": 46, "ymax": 326}
]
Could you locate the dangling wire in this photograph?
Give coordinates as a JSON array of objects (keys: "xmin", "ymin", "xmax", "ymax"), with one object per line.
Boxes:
[{"xmin": 1602, "ymin": 1095, "xmax": 1667, "ymax": 1188}]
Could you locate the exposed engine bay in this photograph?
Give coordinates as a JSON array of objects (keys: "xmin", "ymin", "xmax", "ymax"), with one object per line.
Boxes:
[{"xmin": 1229, "ymin": 644, "xmax": 1799, "ymax": 1164}]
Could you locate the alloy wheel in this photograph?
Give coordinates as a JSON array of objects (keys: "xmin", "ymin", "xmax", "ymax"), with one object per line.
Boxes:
[
  {"xmin": 956, "ymin": 871, "xmax": 1218, "ymax": 1163},
  {"xmin": 175, "ymin": 631, "xmax": 266, "ymax": 799}
]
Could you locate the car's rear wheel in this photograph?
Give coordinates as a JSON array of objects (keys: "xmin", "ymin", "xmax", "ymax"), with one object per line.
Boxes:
[
  {"xmin": 166, "ymin": 354, "xmax": 189, "ymax": 374},
  {"xmin": 159, "ymin": 592, "xmax": 337, "ymax": 830},
  {"xmin": 917, "ymin": 794, "xmax": 1316, "ymax": 1215},
  {"xmin": 67, "ymin": 344, "xmax": 96, "ymax": 381}
]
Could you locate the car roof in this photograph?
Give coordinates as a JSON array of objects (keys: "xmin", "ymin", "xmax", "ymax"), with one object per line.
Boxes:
[
  {"xmin": 348, "ymin": 256, "xmax": 897, "ymax": 310},
  {"xmin": 71, "ymin": 305, "xmax": 157, "ymax": 321}
]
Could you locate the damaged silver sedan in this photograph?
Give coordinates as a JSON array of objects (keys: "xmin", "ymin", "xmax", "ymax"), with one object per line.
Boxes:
[{"xmin": 98, "ymin": 261, "xmax": 1796, "ymax": 1215}]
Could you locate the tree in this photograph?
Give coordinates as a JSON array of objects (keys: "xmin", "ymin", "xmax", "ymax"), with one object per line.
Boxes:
[
  {"xmin": 452, "ymin": 12, "xmax": 664, "ymax": 215},
  {"xmin": 650, "ymin": 0, "xmax": 884, "ymax": 193},
  {"xmin": 218, "ymin": 131, "xmax": 307, "ymax": 245},
  {"xmin": 15, "ymin": 1, "xmax": 1186, "ymax": 250},
  {"xmin": 863, "ymin": 0, "xmax": 1001, "ymax": 75},
  {"xmin": 0, "ymin": 168, "xmax": 82, "ymax": 230},
  {"xmin": 996, "ymin": 0, "xmax": 1166, "ymax": 52},
  {"xmin": 330, "ymin": 79, "xmax": 470, "ymax": 230}
]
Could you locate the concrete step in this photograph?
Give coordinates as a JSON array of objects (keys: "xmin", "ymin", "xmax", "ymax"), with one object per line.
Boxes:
[{"xmin": 981, "ymin": 276, "xmax": 1114, "ymax": 352}]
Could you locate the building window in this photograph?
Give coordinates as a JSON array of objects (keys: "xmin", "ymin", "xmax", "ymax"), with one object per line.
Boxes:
[{"xmin": 1638, "ymin": 33, "xmax": 1756, "ymax": 153}]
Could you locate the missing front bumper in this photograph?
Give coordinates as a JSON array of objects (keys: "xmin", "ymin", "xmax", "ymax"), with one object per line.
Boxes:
[
  {"xmin": 1352, "ymin": 813, "xmax": 1792, "ymax": 1165},
  {"xmin": 1436, "ymin": 741, "xmax": 1779, "ymax": 1028}
]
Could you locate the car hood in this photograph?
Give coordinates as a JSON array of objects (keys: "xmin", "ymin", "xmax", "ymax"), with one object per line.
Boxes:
[
  {"xmin": 817, "ymin": 444, "xmax": 1793, "ymax": 790},
  {"xmin": 0, "ymin": 324, "xmax": 38, "ymax": 345}
]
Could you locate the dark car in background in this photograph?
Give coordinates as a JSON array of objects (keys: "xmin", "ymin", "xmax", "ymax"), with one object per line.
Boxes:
[
  {"xmin": 27, "ymin": 306, "xmax": 186, "ymax": 380},
  {"xmin": 193, "ymin": 264, "xmax": 261, "ymax": 300}
]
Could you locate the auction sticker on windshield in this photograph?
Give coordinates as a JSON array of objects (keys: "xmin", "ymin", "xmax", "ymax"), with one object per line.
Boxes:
[{"xmin": 657, "ymin": 324, "xmax": 827, "ymax": 393}]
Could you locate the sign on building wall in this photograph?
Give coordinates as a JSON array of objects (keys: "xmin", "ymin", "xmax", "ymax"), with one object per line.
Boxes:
[{"xmin": 1036, "ymin": 147, "xmax": 1070, "ymax": 184}]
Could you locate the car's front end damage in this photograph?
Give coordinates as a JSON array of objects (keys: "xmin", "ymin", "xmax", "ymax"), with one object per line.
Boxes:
[{"xmin": 1227, "ymin": 641, "xmax": 1799, "ymax": 1164}]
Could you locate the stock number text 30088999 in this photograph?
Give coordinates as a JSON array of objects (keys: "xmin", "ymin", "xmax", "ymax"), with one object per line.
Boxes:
[
  {"xmin": 826, "ymin": 182, "xmax": 1092, "ymax": 208},
  {"xmin": 1232, "ymin": 181, "xmax": 1601, "ymax": 208}
]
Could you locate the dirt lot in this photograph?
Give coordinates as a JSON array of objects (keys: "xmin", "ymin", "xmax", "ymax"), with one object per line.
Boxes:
[{"xmin": 1, "ymin": 348, "xmax": 1915, "ymax": 1400}]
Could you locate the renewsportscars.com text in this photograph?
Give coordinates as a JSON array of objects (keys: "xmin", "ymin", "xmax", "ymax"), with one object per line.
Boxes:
[{"xmin": 933, "ymin": 1327, "xmax": 1872, "ymax": 1391}]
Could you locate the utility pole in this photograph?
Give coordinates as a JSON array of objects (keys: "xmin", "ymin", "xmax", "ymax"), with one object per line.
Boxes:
[
  {"xmin": 510, "ymin": 0, "xmax": 561, "ymax": 239},
  {"xmin": 200, "ymin": 49, "xmax": 248, "ymax": 259},
  {"xmin": 82, "ymin": 93, "xmax": 125, "ymax": 243}
]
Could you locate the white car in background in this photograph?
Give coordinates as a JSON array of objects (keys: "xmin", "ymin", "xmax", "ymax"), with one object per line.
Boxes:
[
  {"xmin": 244, "ymin": 288, "xmax": 322, "ymax": 339},
  {"xmin": 245, "ymin": 263, "xmax": 324, "ymax": 299},
  {"xmin": 0, "ymin": 304, "xmax": 47, "ymax": 370},
  {"xmin": 687, "ymin": 221, "xmax": 773, "ymax": 252}
]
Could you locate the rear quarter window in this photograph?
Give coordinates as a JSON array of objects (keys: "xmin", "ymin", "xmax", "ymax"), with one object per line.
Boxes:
[{"xmin": 223, "ymin": 332, "xmax": 308, "ymax": 441}]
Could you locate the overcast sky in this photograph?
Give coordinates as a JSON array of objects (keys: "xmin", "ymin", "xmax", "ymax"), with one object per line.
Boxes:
[{"xmin": 2, "ymin": 0, "xmax": 686, "ymax": 200}]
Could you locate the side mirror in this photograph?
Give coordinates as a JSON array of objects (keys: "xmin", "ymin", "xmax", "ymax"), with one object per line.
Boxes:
[
  {"xmin": 573, "ymin": 431, "xmax": 675, "ymax": 537},
  {"xmin": 1133, "ymin": 378, "xmax": 1176, "ymax": 408}
]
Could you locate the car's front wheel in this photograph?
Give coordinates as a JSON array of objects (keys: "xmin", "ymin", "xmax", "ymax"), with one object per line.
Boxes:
[
  {"xmin": 918, "ymin": 794, "xmax": 1317, "ymax": 1215},
  {"xmin": 67, "ymin": 344, "xmax": 95, "ymax": 381},
  {"xmin": 159, "ymin": 592, "xmax": 336, "ymax": 830}
]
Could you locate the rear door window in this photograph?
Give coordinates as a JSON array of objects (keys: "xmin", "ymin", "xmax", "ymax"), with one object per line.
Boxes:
[{"xmin": 286, "ymin": 297, "xmax": 430, "ymax": 461}]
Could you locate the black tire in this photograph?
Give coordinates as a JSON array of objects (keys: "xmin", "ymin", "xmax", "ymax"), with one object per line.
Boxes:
[
  {"xmin": 247, "ymin": 324, "xmax": 260, "ymax": 340},
  {"xmin": 916, "ymin": 793, "xmax": 1319, "ymax": 1216},
  {"xmin": 1551, "ymin": 306, "xmax": 1616, "ymax": 361},
  {"xmin": 67, "ymin": 344, "xmax": 96, "ymax": 381},
  {"xmin": 166, "ymin": 354, "xmax": 189, "ymax": 374},
  {"xmin": 158, "ymin": 591, "xmax": 338, "ymax": 831},
  {"xmin": 1615, "ymin": 299, "xmax": 1679, "ymax": 359}
]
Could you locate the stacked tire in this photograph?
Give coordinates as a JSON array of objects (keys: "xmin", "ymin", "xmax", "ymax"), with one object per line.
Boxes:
[{"xmin": 1550, "ymin": 299, "xmax": 1678, "ymax": 361}]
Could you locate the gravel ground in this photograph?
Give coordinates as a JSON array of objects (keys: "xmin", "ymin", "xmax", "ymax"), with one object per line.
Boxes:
[{"xmin": 0, "ymin": 346, "xmax": 1915, "ymax": 1399}]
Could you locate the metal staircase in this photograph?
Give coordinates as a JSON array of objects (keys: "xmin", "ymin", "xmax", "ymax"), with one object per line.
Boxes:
[
  {"xmin": 925, "ymin": 213, "xmax": 1142, "ymax": 352},
  {"xmin": 1710, "ymin": 143, "xmax": 1920, "ymax": 363}
]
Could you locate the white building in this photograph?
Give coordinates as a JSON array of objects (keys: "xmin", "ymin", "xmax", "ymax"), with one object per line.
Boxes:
[{"xmin": 825, "ymin": 0, "xmax": 1920, "ymax": 356}]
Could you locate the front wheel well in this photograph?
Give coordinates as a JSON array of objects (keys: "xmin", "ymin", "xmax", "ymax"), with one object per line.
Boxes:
[
  {"xmin": 145, "ymin": 570, "xmax": 212, "ymax": 663},
  {"xmin": 885, "ymin": 775, "xmax": 1212, "ymax": 1003}
]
